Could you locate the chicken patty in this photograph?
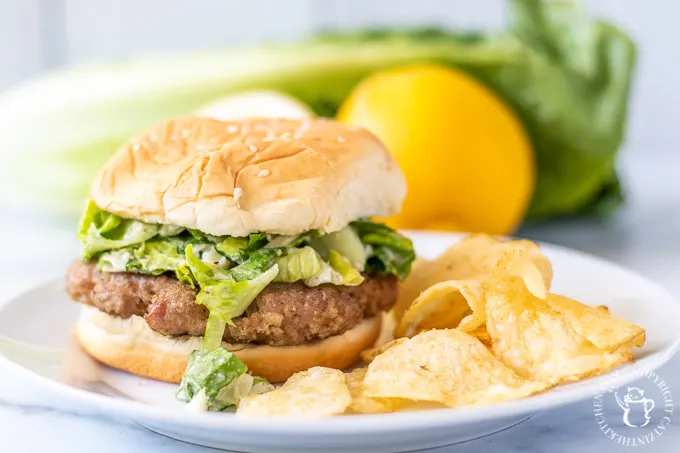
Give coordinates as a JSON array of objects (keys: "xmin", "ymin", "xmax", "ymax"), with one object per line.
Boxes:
[{"xmin": 66, "ymin": 261, "xmax": 398, "ymax": 346}]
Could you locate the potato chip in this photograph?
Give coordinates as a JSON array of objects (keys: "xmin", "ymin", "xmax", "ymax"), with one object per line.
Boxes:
[
  {"xmin": 362, "ymin": 329, "xmax": 547, "ymax": 407},
  {"xmin": 360, "ymin": 338, "xmax": 409, "ymax": 364},
  {"xmin": 485, "ymin": 276, "xmax": 639, "ymax": 385},
  {"xmin": 545, "ymin": 295, "xmax": 645, "ymax": 350},
  {"xmin": 237, "ymin": 367, "xmax": 351, "ymax": 418},
  {"xmin": 394, "ymin": 234, "xmax": 553, "ymax": 320},
  {"xmin": 395, "ymin": 280, "xmax": 486, "ymax": 338},
  {"xmin": 466, "ymin": 325, "xmax": 492, "ymax": 345},
  {"xmin": 595, "ymin": 305, "xmax": 610, "ymax": 314},
  {"xmin": 345, "ymin": 367, "xmax": 406, "ymax": 413},
  {"xmin": 492, "ymin": 247, "xmax": 549, "ymax": 300}
]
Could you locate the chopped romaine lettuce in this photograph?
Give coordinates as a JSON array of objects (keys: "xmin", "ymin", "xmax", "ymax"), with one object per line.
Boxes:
[
  {"xmin": 312, "ymin": 226, "xmax": 366, "ymax": 271},
  {"xmin": 244, "ymin": 233, "xmax": 268, "ymax": 254},
  {"xmin": 176, "ymin": 263, "xmax": 197, "ymax": 287},
  {"xmin": 266, "ymin": 230, "xmax": 320, "ymax": 248},
  {"xmin": 274, "ymin": 246, "xmax": 324, "ymax": 283},
  {"xmin": 186, "ymin": 244, "xmax": 279, "ymax": 348},
  {"xmin": 212, "ymin": 373, "xmax": 275, "ymax": 410},
  {"xmin": 96, "ymin": 248, "xmax": 133, "ymax": 272},
  {"xmin": 185, "ymin": 245, "xmax": 235, "ymax": 285},
  {"xmin": 328, "ymin": 250, "xmax": 364, "ymax": 285},
  {"xmin": 199, "ymin": 265, "xmax": 279, "ymax": 325},
  {"xmin": 158, "ymin": 225, "xmax": 185, "ymax": 237},
  {"xmin": 229, "ymin": 248, "xmax": 280, "ymax": 281},
  {"xmin": 176, "ymin": 348, "xmax": 248, "ymax": 410},
  {"xmin": 215, "ymin": 237, "xmax": 249, "ymax": 262},
  {"xmin": 127, "ymin": 240, "xmax": 186, "ymax": 275},
  {"xmin": 303, "ymin": 261, "xmax": 343, "ymax": 286},
  {"xmin": 78, "ymin": 201, "xmax": 160, "ymax": 260},
  {"xmin": 176, "ymin": 348, "xmax": 273, "ymax": 411},
  {"xmin": 350, "ymin": 220, "xmax": 415, "ymax": 281},
  {"xmin": 192, "ymin": 243, "xmax": 230, "ymax": 269}
]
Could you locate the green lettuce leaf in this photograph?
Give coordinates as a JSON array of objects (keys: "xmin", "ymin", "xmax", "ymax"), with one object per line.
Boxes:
[
  {"xmin": 212, "ymin": 373, "xmax": 274, "ymax": 410},
  {"xmin": 176, "ymin": 348, "xmax": 273, "ymax": 411},
  {"xmin": 77, "ymin": 201, "xmax": 160, "ymax": 260},
  {"xmin": 186, "ymin": 244, "xmax": 279, "ymax": 349},
  {"xmin": 229, "ymin": 248, "xmax": 280, "ymax": 281},
  {"xmin": 214, "ymin": 233, "xmax": 268, "ymax": 264},
  {"xmin": 126, "ymin": 240, "xmax": 186, "ymax": 275},
  {"xmin": 311, "ymin": 226, "xmax": 366, "ymax": 271},
  {"xmin": 176, "ymin": 263, "xmax": 197, "ymax": 287},
  {"xmin": 351, "ymin": 220, "xmax": 415, "ymax": 281},
  {"xmin": 328, "ymin": 249, "xmax": 364, "ymax": 285},
  {"xmin": 158, "ymin": 225, "xmax": 185, "ymax": 237},
  {"xmin": 185, "ymin": 244, "xmax": 234, "ymax": 286},
  {"xmin": 215, "ymin": 237, "xmax": 249, "ymax": 262},
  {"xmin": 266, "ymin": 231, "xmax": 321, "ymax": 249},
  {"xmin": 96, "ymin": 248, "xmax": 134, "ymax": 272},
  {"xmin": 176, "ymin": 348, "xmax": 248, "ymax": 410},
  {"xmin": 273, "ymin": 246, "xmax": 325, "ymax": 283}
]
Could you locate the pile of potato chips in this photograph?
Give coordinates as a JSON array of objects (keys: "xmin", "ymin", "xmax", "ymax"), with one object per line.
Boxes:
[{"xmin": 237, "ymin": 235, "xmax": 645, "ymax": 418}]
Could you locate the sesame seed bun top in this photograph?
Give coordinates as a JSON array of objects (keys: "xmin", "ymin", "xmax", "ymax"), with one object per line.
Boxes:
[{"xmin": 90, "ymin": 117, "xmax": 406, "ymax": 236}]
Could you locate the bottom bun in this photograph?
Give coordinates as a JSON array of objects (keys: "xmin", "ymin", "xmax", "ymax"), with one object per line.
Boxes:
[{"xmin": 75, "ymin": 306, "xmax": 381, "ymax": 383}]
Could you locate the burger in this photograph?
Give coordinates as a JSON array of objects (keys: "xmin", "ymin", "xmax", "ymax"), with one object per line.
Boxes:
[{"xmin": 65, "ymin": 116, "xmax": 414, "ymax": 404}]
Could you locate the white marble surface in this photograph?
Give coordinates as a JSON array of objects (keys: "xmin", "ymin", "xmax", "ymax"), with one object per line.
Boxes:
[{"xmin": 0, "ymin": 152, "xmax": 679, "ymax": 452}]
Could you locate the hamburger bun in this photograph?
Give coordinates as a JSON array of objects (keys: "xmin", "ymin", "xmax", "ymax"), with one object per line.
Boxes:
[
  {"xmin": 75, "ymin": 306, "xmax": 381, "ymax": 383},
  {"xmin": 91, "ymin": 117, "xmax": 406, "ymax": 237}
]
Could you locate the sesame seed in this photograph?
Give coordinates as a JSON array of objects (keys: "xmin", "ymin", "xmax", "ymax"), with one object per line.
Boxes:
[
  {"xmin": 337, "ymin": 136, "xmax": 345, "ymax": 143},
  {"xmin": 258, "ymin": 169, "xmax": 271, "ymax": 178},
  {"xmin": 293, "ymin": 133, "xmax": 303, "ymax": 140},
  {"xmin": 280, "ymin": 132, "xmax": 292, "ymax": 140},
  {"xmin": 233, "ymin": 188, "xmax": 244, "ymax": 201},
  {"xmin": 182, "ymin": 129, "xmax": 191, "ymax": 138},
  {"xmin": 170, "ymin": 134, "xmax": 179, "ymax": 141},
  {"xmin": 196, "ymin": 144, "xmax": 207, "ymax": 151},
  {"xmin": 262, "ymin": 137, "xmax": 275, "ymax": 142},
  {"xmin": 248, "ymin": 144, "xmax": 257, "ymax": 152},
  {"xmin": 149, "ymin": 132, "xmax": 158, "ymax": 141},
  {"xmin": 227, "ymin": 125, "xmax": 238, "ymax": 134}
]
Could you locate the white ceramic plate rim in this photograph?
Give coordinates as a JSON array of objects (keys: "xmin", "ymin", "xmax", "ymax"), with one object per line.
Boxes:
[{"xmin": 1, "ymin": 235, "xmax": 679, "ymax": 435}]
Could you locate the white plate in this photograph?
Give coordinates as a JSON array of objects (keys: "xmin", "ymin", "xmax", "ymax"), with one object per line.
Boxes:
[{"xmin": 0, "ymin": 232, "xmax": 679, "ymax": 453}]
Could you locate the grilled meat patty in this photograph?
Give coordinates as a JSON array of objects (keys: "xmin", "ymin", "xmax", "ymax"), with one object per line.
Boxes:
[{"xmin": 66, "ymin": 261, "xmax": 398, "ymax": 346}]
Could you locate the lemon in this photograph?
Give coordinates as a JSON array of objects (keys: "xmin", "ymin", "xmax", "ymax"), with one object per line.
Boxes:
[{"xmin": 338, "ymin": 65, "xmax": 534, "ymax": 235}]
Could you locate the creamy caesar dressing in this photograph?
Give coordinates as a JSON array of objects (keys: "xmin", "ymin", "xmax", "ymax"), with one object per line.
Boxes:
[
  {"xmin": 193, "ymin": 244, "xmax": 229, "ymax": 269},
  {"xmin": 186, "ymin": 388, "xmax": 209, "ymax": 412},
  {"xmin": 97, "ymin": 249, "xmax": 132, "ymax": 272},
  {"xmin": 304, "ymin": 261, "xmax": 344, "ymax": 286}
]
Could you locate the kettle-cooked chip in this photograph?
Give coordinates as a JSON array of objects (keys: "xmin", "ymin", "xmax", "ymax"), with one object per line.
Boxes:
[
  {"xmin": 545, "ymin": 295, "xmax": 645, "ymax": 350},
  {"xmin": 485, "ymin": 276, "xmax": 640, "ymax": 385},
  {"xmin": 345, "ymin": 367, "xmax": 406, "ymax": 414},
  {"xmin": 467, "ymin": 324, "xmax": 492, "ymax": 345},
  {"xmin": 395, "ymin": 280, "xmax": 486, "ymax": 338},
  {"xmin": 394, "ymin": 235, "xmax": 553, "ymax": 320},
  {"xmin": 362, "ymin": 329, "xmax": 547, "ymax": 407},
  {"xmin": 237, "ymin": 367, "xmax": 351, "ymax": 418},
  {"xmin": 492, "ymin": 247, "xmax": 549, "ymax": 300},
  {"xmin": 360, "ymin": 338, "xmax": 408, "ymax": 364}
]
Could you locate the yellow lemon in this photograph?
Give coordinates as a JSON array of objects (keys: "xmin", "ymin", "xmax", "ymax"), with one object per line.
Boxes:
[{"xmin": 338, "ymin": 65, "xmax": 534, "ymax": 235}]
